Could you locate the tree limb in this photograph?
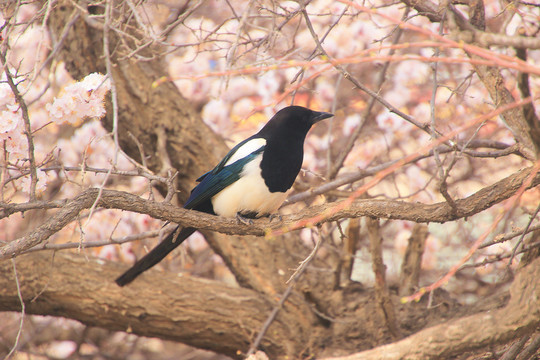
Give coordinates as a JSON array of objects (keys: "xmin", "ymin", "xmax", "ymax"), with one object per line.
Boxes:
[
  {"xmin": 0, "ymin": 251, "xmax": 316, "ymax": 359},
  {"xmin": 324, "ymin": 256, "xmax": 540, "ymax": 360},
  {"xmin": 1, "ymin": 166, "xmax": 539, "ymax": 260}
]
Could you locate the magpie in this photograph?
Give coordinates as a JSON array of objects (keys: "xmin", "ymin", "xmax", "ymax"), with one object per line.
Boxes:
[{"xmin": 115, "ymin": 105, "xmax": 333, "ymax": 286}]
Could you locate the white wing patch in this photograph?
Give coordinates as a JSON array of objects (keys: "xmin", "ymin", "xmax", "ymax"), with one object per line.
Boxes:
[
  {"xmin": 225, "ymin": 138, "xmax": 266, "ymax": 166},
  {"xmin": 212, "ymin": 153, "xmax": 289, "ymax": 218}
]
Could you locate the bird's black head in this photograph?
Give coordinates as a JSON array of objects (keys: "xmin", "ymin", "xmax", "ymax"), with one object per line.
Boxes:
[
  {"xmin": 257, "ymin": 105, "xmax": 333, "ymax": 140},
  {"xmin": 256, "ymin": 106, "xmax": 333, "ymax": 193}
]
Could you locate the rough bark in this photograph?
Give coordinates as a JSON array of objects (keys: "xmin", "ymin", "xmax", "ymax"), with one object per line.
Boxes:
[
  {"xmin": 325, "ymin": 256, "xmax": 540, "ymax": 360},
  {"xmin": 399, "ymin": 224, "xmax": 428, "ymax": 296},
  {"xmin": 0, "ymin": 251, "xmax": 316, "ymax": 359},
  {"xmin": 2, "ymin": 251, "xmax": 537, "ymax": 359}
]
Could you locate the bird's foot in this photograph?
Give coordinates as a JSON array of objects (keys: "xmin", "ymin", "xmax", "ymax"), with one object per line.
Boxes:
[
  {"xmin": 268, "ymin": 213, "xmax": 283, "ymax": 223},
  {"xmin": 236, "ymin": 212, "xmax": 254, "ymax": 225}
]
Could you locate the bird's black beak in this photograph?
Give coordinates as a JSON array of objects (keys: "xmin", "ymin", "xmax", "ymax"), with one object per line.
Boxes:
[{"xmin": 311, "ymin": 111, "xmax": 334, "ymax": 123}]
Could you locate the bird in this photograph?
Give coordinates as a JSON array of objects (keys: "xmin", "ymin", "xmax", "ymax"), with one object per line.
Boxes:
[{"xmin": 115, "ymin": 105, "xmax": 333, "ymax": 286}]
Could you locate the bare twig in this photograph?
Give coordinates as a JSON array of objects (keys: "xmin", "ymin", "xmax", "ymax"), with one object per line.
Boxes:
[
  {"xmin": 429, "ymin": 10, "xmax": 460, "ymax": 217},
  {"xmin": 155, "ymin": 126, "xmax": 174, "ymax": 174},
  {"xmin": 85, "ymin": 0, "xmax": 120, "ymax": 227},
  {"xmin": 23, "ymin": 229, "xmax": 162, "ymax": 253},
  {"xmin": 508, "ymin": 201, "xmax": 540, "ymax": 268},
  {"xmin": 286, "ymin": 227, "xmax": 324, "ymax": 284},
  {"xmin": 327, "ymin": 8, "xmax": 410, "ymax": 179},
  {"xmin": 246, "ymin": 283, "xmax": 294, "ymax": 357},
  {"xmin": 480, "ymin": 222, "xmax": 540, "ymax": 249},
  {"xmin": 300, "ymin": 5, "xmax": 438, "ymax": 140},
  {"xmin": 247, "ymin": 227, "xmax": 324, "ymax": 356},
  {"xmin": 31, "ymin": 10, "xmax": 81, "ymax": 94},
  {"xmin": 4, "ymin": 258, "xmax": 25, "ymax": 360},
  {"xmin": 458, "ymin": 241, "xmax": 540, "ymax": 271},
  {"xmin": 1, "ymin": 52, "xmax": 38, "ymax": 200},
  {"xmin": 126, "ymin": 130, "xmax": 156, "ymax": 201}
]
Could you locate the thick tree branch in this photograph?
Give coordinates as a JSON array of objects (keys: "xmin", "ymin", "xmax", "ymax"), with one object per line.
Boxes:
[
  {"xmin": 3, "ymin": 251, "xmax": 537, "ymax": 360},
  {"xmin": 0, "ymin": 251, "xmax": 315, "ymax": 359},
  {"xmin": 1, "ymin": 166, "xmax": 539, "ymax": 260},
  {"xmin": 324, "ymin": 256, "xmax": 540, "ymax": 360},
  {"xmin": 401, "ymin": 0, "xmax": 540, "ymax": 48}
]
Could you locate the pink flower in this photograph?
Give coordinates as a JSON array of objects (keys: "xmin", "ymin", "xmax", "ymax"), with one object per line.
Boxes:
[
  {"xmin": 0, "ymin": 107, "xmax": 22, "ymax": 134},
  {"xmin": 20, "ymin": 169, "xmax": 55, "ymax": 194},
  {"xmin": 46, "ymin": 73, "xmax": 110, "ymax": 125}
]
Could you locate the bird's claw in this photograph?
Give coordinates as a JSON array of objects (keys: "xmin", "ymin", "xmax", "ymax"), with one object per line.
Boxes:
[
  {"xmin": 269, "ymin": 213, "xmax": 283, "ymax": 222},
  {"xmin": 236, "ymin": 213, "xmax": 254, "ymax": 225}
]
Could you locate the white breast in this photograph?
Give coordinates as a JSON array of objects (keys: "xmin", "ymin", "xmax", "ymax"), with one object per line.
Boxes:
[
  {"xmin": 211, "ymin": 154, "xmax": 289, "ymax": 218},
  {"xmin": 226, "ymin": 138, "xmax": 266, "ymax": 165}
]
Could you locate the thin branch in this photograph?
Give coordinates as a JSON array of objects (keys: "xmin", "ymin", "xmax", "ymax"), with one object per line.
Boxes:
[
  {"xmin": 33, "ymin": 9, "xmax": 81, "ymax": 91},
  {"xmin": 83, "ymin": 0, "xmax": 120, "ymax": 228},
  {"xmin": 286, "ymin": 227, "xmax": 324, "ymax": 284},
  {"xmin": 480, "ymin": 223, "xmax": 540, "ymax": 249},
  {"xmin": 23, "ymin": 229, "xmax": 162, "ymax": 253},
  {"xmin": 457, "ymin": 241, "xmax": 540, "ymax": 271},
  {"xmin": 247, "ymin": 227, "xmax": 324, "ymax": 356},
  {"xmin": 0, "ymin": 52, "xmax": 38, "ymax": 201},
  {"xmin": 4, "ymin": 258, "xmax": 25, "ymax": 360},
  {"xmin": 508, "ymin": 201, "xmax": 540, "ymax": 267}
]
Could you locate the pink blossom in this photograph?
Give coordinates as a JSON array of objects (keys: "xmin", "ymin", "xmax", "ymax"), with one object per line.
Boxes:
[
  {"xmin": 20, "ymin": 169, "xmax": 55, "ymax": 194},
  {"xmin": 0, "ymin": 83, "xmax": 15, "ymax": 108},
  {"xmin": 0, "ymin": 107, "xmax": 22, "ymax": 134},
  {"xmin": 46, "ymin": 73, "xmax": 110, "ymax": 125},
  {"xmin": 343, "ymin": 114, "xmax": 362, "ymax": 135}
]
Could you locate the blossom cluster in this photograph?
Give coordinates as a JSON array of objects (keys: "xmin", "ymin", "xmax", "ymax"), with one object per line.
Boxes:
[
  {"xmin": 0, "ymin": 79, "xmax": 27, "ymax": 160},
  {"xmin": 46, "ymin": 73, "xmax": 111, "ymax": 125}
]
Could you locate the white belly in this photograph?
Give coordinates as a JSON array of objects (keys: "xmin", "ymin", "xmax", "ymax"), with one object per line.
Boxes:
[{"xmin": 211, "ymin": 155, "xmax": 289, "ymax": 218}]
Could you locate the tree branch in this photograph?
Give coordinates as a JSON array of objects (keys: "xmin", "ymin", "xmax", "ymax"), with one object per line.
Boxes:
[
  {"xmin": 1, "ymin": 166, "xmax": 539, "ymax": 260},
  {"xmin": 0, "ymin": 251, "xmax": 314, "ymax": 359},
  {"xmin": 324, "ymin": 256, "xmax": 540, "ymax": 360}
]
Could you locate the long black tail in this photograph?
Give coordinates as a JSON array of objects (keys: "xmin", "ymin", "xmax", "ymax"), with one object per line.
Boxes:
[{"xmin": 115, "ymin": 226, "xmax": 196, "ymax": 286}]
